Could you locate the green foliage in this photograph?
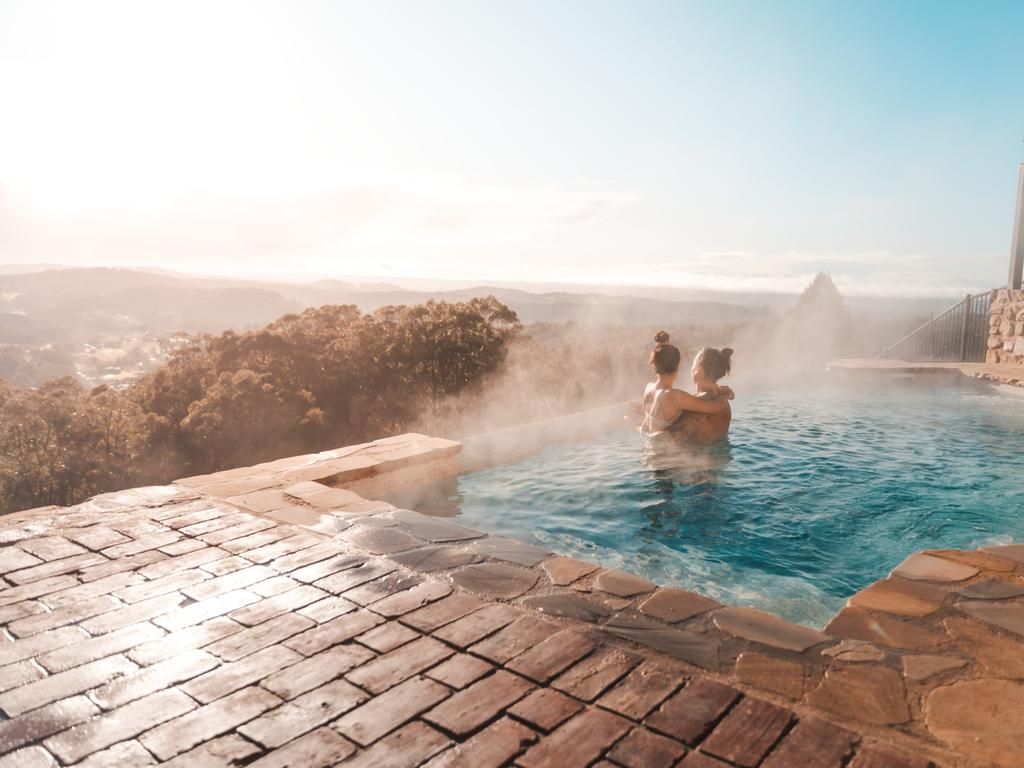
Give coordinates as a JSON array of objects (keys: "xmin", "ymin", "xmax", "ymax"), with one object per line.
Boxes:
[
  {"xmin": 0, "ymin": 297, "xmax": 520, "ymax": 513},
  {"xmin": 0, "ymin": 378, "xmax": 149, "ymax": 512}
]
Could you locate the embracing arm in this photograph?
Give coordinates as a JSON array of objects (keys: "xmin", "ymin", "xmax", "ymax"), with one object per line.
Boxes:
[{"xmin": 671, "ymin": 389, "xmax": 730, "ymax": 415}]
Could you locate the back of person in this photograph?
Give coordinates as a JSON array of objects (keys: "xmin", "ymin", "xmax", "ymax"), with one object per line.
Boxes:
[{"xmin": 638, "ymin": 333, "xmax": 734, "ymax": 446}]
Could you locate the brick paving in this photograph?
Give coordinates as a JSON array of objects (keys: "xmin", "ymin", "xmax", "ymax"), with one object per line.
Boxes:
[{"xmin": 1, "ymin": 434, "xmax": 1022, "ymax": 766}]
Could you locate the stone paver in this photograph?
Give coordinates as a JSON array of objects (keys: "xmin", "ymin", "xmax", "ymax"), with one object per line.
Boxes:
[
  {"xmin": 1, "ymin": 457, "xmax": 1013, "ymax": 768},
  {"xmin": 761, "ymin": 716, "xmax": 857, "ymax": 768},
  {"xmin": 646, "ymin": 678, "xmax": 740, "ymax": 746},
  {"xmin": 925, "ymin": 678, "xmax": 1024, "ymax": 767},
  {"xmin": 424, "ymin": 716, "xmax": 537, "ymax": 767},
  {"xmin": 712, "ymin": 606, "xmax": 830, "ymax": 652},
  {"xmin": 956, "ymin": 599, "xmax": 1024, "ymax": 637},
  {"xmin": 893, "ymin": 552, "xmax": 979, "ymax": 582},
  {"xmin": 639, "ymin": 588, "xmax": 722, "ymax": 623},
  {"xmin": 607, "ymin": 726, "xmax": 686, "ymax": 768},
  {"xmin": 423, "ymin": 669, "xmax": 534, "ymax": 736},
  {"xmin": 807, "ymin": 665, "xmax": 910, "ymax": 725},
  {"xmin": 700, "ymin": 697, "xmax": 793, "ymax": 768},
  {"xmin": 944, "ymin": 616, "xmax": 1024, "ymax": 677},
  {"xmin": 541, "ymin": 555, "xmax": 599, "ymax": 585},
  {"xmin": 594, "ymin": 568, "xmax": 657, "ymax": 597},
  {"xmin": 507, "ymin": 687, "xmax": 583, "ymax": 731},
  {"xmin": 518, "ymin": 707, "xmax": 631, "ymax": 768},
  {"xmin": 734, "ymin": 651, "xmax": 804, "ymax": 699},
  {"xmin": 450, "ymin": 562, "xmax": 538, "ymax": 598},
  {"xmin": 470, "ymin": 536, "xmax": 551, "ymax": 566},
  {"xmin": 848, "ymin": 576, "xmax": 947, "ymax": 617},
  {"xmin": 597, "ymin": 660, "xmax": 682, "ymax": 721},
  {"xmin": 552, "ymin": 645, "xmax": 641, "ymax": 701}
]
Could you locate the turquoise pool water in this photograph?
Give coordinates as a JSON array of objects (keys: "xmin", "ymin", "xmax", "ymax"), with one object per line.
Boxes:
[{"xmin": 446, "ymin": 384, "xmax": 1024, "ymax": 627}]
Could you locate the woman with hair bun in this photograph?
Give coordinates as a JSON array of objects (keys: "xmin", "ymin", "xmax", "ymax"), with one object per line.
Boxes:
[{"xmin": 639, "ymin": 331, "xmax": 735, "ymax": 445}]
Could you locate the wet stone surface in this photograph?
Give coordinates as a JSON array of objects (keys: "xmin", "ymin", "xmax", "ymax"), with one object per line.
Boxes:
[
  {"xmin": 2, "ymin": 437, "xmax": 1018, "ymax": 768},
  {"xmin": 639, "ymin": 588, "xmax": 722, "ymax": 624},
  {"xmin": 520, "ymin": 594, "xmax": 611, "ymax": 623},
  {"xmin": 388, "ymin": 510, "xmax": 486, "ymax": 544},
  {"xmin": 449, "ymin": 562, "xmax": 539, "ymax": 599},
  {"xmin": 594, "ymin": 569, "xmax": 657, "ymax": 598},
  {"xmin": 956, "ymin": 578, "xmax": 1024, "ymax": 600},
  {"xmin": 712, "ymin": 606, "xmax": 830, "ymax": 653},
  {"xmin": 388, "ymin": 545, "xmax": 480, "ymax": 572},
  {"xmin": 469, "ymin": 536, "xmax": 551, "ymax": 567}
]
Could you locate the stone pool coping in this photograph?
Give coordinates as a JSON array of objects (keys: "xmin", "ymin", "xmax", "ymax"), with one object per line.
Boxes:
[
  {"xmin": 2, "ymin": 432, "xmax": 1023, "ymax": 767},
  {"xmin": 828, "ymin": 358, "xmax": 1024, "ymax": 390}
]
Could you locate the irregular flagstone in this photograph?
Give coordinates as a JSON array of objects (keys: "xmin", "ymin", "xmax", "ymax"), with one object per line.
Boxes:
[
  {"xmin": 925, "ymin": 678, "xmax": 1024, "ymax": 768},
  {"xmin": 821, "ymin": 639, "xmax": 887, "ymax": 663},
  {"xmin": 604, "ymin": 614, "xmax": 720, "ymax": 671},
  {"xmin": 927, "ymin": 548, "xmax": 1019, "ymax": 573},
  {"xmin": 892, "ymin": 552, "xmax": 978, "ymax": 582},
  {"xmin": 734, "ymin": 652, "xmax": 803, "ymax": 699},
  {"xmin": 389, "ymin": 545, "xmax": 480, "ymax": 572},
  {"xmin": 944, "ymin": 616, "xmax": 1024, "ymax": 677},
  {"xmin": 982, "ymin": 544, "xmax": 1024, "ymax": 564},
  {"xmin": 520, "ymin": 594, "xmax": 611, "ymax": 623},
  {"xmin": 639, "ymin": 588, "xmax": 721, "ymax": 623},
  {"xmin": 594, "ymin": 569, "xmax": 657, "ymax": 598},
  {"xmin": 389, "ymin": 510, "xmax": 486, "ymax": 543},
  {"xmin": 11, "ymin": 452, "xmax": 1024, "ymax": 768},
  {"xmin": 342, "ymin": 526, "xmax": 421, "ymax": 555},
  {"xmin": 956, "ymin": 599, "xmax": 1024, "ymax": 637},
  {"xmin": 470, "ymin": 536, "xmax": 551, "ymax": 567},
  {"xmin": 806, "ymin": 665, "xmax": 910, "ymax": 725},
  {"xmin": 826, "ymin": 606, "xmax": 947, "ymax": 651},
  {"xmin": 957, "ymin": 578, "xmax": 1024, "ymax": 600},
  {"xmin": 540, "ymin": 556, "xmax": 599, "ymax": 586},
  {"xmin": 901, "ymin": 654, "xmax": 968, "ymax": 682},
  {"xmin": 848, "ymin": 577, "xmax": 946, "ymax": 618},
  {"xmin": 450, "ymin": 562, "xmax": 538, "ymax": 599},
  {"xmin": 712, "ymin": 606, "xmax": 830, "ymax": 652}
]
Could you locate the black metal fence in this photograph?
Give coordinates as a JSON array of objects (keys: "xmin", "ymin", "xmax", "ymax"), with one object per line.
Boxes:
[{"xmin": 879, "ymin": 290, "xmax": 993, "ymax": 362}]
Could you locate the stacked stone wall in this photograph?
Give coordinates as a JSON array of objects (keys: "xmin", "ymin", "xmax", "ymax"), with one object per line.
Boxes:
[{"xmin": 986, "ymin": 288, "xmax": 1024, "ymax": 364}]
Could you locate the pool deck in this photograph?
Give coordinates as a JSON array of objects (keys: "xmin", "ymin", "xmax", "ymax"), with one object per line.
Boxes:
[
  {"xmin": 1, "ymin": 434, "xmax": 1023, "ymax": 768},
  {"xmin": 827, "ymin": 358, "xmax": 1024, "ymax": 388}
]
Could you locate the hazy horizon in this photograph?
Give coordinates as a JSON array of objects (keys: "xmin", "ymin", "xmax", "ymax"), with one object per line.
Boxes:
[{"xmin": 2, "ymin": 1, "xmax": 1023, "ymax": 297}]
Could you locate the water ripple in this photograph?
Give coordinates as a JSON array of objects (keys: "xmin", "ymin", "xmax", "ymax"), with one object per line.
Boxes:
[{"xmin": 451, "ymin": 385, "xmax": 1024, "ymax": 627}]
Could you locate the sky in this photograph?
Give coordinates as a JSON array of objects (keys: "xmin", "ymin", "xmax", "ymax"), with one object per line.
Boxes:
[{"xmin": 1, "ymin": 0, "xmax": 1022, "ymax": 297}]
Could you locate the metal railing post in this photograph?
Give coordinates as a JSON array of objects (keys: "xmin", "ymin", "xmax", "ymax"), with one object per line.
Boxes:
[{"xmin": 958, "ymin": 294, "xmax": 970, "ymax": 361}]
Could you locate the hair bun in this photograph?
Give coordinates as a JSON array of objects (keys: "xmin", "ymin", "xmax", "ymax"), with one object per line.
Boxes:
[
  {"xmin": 654, "ymin": 330, "xmax": 670, "ymax": 344},
  {"xmin": 721, "ymin": 347, "xmax": 734, "ymax": 359}
]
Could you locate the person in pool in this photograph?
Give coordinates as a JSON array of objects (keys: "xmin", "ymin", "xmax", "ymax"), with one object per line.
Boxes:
[{"xmin": 638, "ymin": 331, "xmax": 735, "ymax": 445}]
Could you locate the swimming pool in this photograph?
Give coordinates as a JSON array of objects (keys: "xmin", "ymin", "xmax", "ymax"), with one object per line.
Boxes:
[{"xmin": 433, "ymin": 383, "xmax": 1024, "ymax": 627}]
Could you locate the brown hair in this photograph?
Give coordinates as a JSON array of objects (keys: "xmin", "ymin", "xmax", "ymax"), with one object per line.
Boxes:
[
  {"xmin": 697, "ymin": 346, "xmax": 733, "ymax": 381},
  {"xmin": 649, "ymin": 331, "xmax": 681, "ymax": 374}
]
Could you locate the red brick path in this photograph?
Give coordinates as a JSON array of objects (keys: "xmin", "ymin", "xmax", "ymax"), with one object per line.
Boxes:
[{"xmin": 0, "ymin": 485, "xmax": 964, "ymax": 767}]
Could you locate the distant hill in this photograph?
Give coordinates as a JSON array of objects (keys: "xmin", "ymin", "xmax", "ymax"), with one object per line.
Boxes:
[{"xmin": 0, "ymin": 267, "xmax": 771, "ymax": 345}]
